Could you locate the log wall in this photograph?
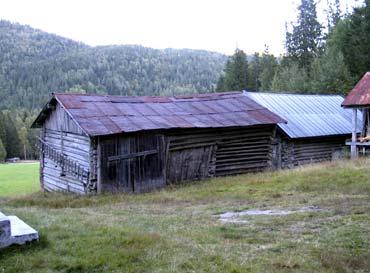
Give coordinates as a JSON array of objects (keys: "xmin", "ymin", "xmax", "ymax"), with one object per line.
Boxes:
[
  {"xmin": 280, "ymin": 136, "xmax": 347, "ymax": 168},
  {"xmin": 166, "ymin": 125, "xmax": 275, "ymax": 183},
  {"xmin": 40, "ymin": 104, "xmax": 92, "ymax": 194}
]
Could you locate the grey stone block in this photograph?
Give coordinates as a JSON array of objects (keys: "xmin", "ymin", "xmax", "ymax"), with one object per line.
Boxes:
[
  {"xmin": 0, "ymin": 212, "xmax": 11, "ymax": 241},
  {"xmin": 0, "ymin": 211, "xmax": 39, "ymax": 249}
]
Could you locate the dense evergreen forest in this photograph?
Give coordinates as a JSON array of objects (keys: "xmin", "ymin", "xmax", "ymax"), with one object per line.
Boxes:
[
  {"xmin": 217, "ymin": 0, "xmax": 370, "ymax": 96},
  {"xmin": 1, "ymin": 0, "xmax": 370, "ymax": 161},
  {"xmin": 0, "ymin": 20, "xmax": 227, "ymax": 110}
]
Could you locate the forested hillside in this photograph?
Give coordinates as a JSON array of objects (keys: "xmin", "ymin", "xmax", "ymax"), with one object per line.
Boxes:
[{"xmin": 0, "ymin": 20, "xmax": 227, "ymax": 109}]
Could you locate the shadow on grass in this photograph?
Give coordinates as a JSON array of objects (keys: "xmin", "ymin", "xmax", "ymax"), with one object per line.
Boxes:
[
  {"xmin": 0, "ymin": 234, "xmax": 49, "ymax": 257},
  {"xmin": 1, "ymin": 192, "xmax": 129, "ymax": 209}
]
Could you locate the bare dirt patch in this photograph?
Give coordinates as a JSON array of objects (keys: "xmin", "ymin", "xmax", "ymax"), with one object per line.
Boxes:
[{"xmin": 219, "ymin": 206, "xmax": 323, "ymax": 223}]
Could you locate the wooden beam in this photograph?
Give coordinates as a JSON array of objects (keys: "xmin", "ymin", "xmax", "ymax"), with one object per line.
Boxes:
[
  {"xmin": 351, "ymin": 109, "xmax": 358, "ymax": 159},
  {"xmin": 108, "ymin": 150, "xmax": 158, "ymax": 162},
  {"xmin": 40, "ymin": 127, "xmax": 45, "ymax": 191},
  {"xmin": 97, "ymin": 138, "xmax": 102, "ymax": 194}
]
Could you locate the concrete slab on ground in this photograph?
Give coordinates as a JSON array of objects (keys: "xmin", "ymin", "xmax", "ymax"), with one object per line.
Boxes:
[{"xmin": 0, "ymin": 211, "xmax": 39, "ymax": 249}]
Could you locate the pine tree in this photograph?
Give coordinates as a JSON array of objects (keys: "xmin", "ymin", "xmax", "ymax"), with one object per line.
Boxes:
[
  {"xmin": 330, "ymin": 1, "xmax": 370, "ymax": 78},
  {"xmin": 0, "ymin": 138, "xmax": 6, "ymax": 162},
  {"xmin": 248, "ymin": 53, "xmax": 261, "ymax": 91},
  {"xmin": 0, "ymin": 112, "xmax": 6, "ymax": 151},
  {"xmin": 216, "ymin": 76, "xmax": 225, "ymax": 92},
  {"xmin": 310, "ymin": 46, "xmax": 353, "ymax": 94},
  {"xmin": 259, "ymin": 46, "xmax": 278, "ymax": 90},
  {"xmin": 327, "ymin": 0, "xmax": 342, "ymax": 32},
  {"xmin": 286, "ymin": 0, "xmax": 323, "ymax": 69},
  {"xmin": 216, "ymin": 49, "xmax": 249, "ymax": 91},
  {"xmin": 271, "ymin": 63, "xmax": 310, "ymax": 92},
  {"xmin": 3, "ymin": 112, "xmax": 21, "ymax": 158}
]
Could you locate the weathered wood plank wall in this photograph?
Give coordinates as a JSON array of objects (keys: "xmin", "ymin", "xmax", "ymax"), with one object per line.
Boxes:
[
  {"xmin": 166, "ymin": 125, "xmax": 275, "ymax": 183},
  {"xmin": 280, "ymin": 136, "xmax": 347, "ymax": 168},
  {"xmin": 40, "ymin": 104, "xmax": 92, "ymax": 194},
  {"xmin": 99, "ymin": 133, "xmax": 166, "ymax": 193},
  {"xmin": 44, "ymin": 103, "xmax": 86, "ymax": 135},
  {"xmin": 43, "ymin": 157, "xmax": 86, "ymax": 193},
  {"xmin": 44, "ymin": 130, "xmax": 90, "ymax": 169},
  {"xmin": 41, "ymin": 129, "xmax": 90, "ymax": 194}
]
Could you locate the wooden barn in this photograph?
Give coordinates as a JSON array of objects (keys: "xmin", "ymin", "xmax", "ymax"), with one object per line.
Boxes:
[
  {"xmin": 342, "ymin": 72, "xmax": 370, "ymax": 158},
  {"xmin": 32, "ymin": 92, "xmax": 285, "ymax": 194},
  {"xmin": 246, "ymin": 92, "xmax": 361, "ymax": 168}
]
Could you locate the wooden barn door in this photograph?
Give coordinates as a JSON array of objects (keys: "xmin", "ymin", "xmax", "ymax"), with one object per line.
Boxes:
[
  {"xmin": 166, "ymin": 146, "xmax": 216, "ymax": 183},
  {"xmin": 100, "ymin": 134, "xmax": 166, "ymax": 193}
]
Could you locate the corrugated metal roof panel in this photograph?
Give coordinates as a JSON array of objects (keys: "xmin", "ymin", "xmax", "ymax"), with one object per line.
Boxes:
[
  {"xmin": 33, "ymin": 92, "xmax": 285, "ymax": 136},
  {"xmin": 246, "ymin": 91, "xmax": 361, "ymax": 139}
]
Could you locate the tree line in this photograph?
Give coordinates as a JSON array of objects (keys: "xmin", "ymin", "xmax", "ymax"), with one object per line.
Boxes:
[
  {"xmin": 217, "ymin": 0, "xmax": 369, "ymax": 95},
  {"xmin": 0, "ymin": 110, "xmax": 39, "ymax": 162}
]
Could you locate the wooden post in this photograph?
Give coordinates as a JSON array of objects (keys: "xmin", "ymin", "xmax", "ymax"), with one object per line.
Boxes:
[
  {"xmin": 367, "ymin": 109, "xmax": 370, "ymax": 136},
  {"xmin": 40, "ymin": 128, "xmax": 45, "ymax": 191},
  {"xmin": 362, "ymin": 109, "xmax": 367, "ymax": 137},
  {"xmin": 351, "ymin": 109, "xmax": 358, "ymax": 159},
  {"xmin": 97, "ymin": 138, "xmax": 102, "ymax": 194}
]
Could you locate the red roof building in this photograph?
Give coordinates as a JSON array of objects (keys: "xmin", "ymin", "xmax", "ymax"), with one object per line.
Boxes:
[{"xmin": 342, "ymin": 72, "xmax": 370, "ymax": 158}]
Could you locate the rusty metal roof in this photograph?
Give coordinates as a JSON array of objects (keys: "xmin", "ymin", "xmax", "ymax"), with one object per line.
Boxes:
[
  {"xmin": 32, "ymin": 92, "xmax": 285, "ymax": 136},
  {"xmin": 342, "ymin": 72, "xmax": 370, "ymax": 108}
]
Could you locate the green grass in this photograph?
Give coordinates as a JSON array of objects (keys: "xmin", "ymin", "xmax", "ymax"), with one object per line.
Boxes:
[
  {"xmin": 1, "ymin": 159, "xmax": 370, "ymax": 273},
  {"xmin": 0, "ymin": 162, "xmax": 40, "ymax": 197}
]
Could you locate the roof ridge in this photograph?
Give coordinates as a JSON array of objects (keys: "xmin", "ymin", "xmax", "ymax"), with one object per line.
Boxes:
[
  {"xmin": 245, "ymin": 91, "xmax": 344, "ymax": 98},
  {"xmin": 54, "ymin": 91, "xmax": 243, "ymax": 100}
]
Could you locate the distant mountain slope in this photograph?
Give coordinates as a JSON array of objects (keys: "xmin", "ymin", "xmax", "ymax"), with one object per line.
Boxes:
[{"xmin": 0, "ymin": 20, "xmax": 227, "ymax": 109}]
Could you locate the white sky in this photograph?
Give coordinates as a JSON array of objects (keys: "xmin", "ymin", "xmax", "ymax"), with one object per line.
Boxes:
[{"xmin": 0, "ymin": 0, "xmax": 362, "ymax": 56}]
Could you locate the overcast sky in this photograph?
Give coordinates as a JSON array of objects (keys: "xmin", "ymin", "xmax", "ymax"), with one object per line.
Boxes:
[{"xmin": 0, "ymin": 0, "xmax": 361, "ymax": 56}]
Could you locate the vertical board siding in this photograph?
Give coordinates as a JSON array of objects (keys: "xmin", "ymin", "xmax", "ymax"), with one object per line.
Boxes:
[
  {"xmin": 166, "ymin": 146, "xmax": 214, "ymax": 183},
  {"xmin": 99, "ymin": 133, "xmax": 166, "ymax": 193},
  {"xmin": 44, "ymin": 103, "xmax": 86, "ymax": 135}
]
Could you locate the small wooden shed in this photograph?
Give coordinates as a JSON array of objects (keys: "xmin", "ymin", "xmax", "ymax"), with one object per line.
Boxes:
[
  {"xmin": 246, "ymin": 92, "xmax": 361, "ymax": 168},
  {"xmin": 32, "ymin": 92, "xmax": 284, "ymax": 194},
  {"xmin": 342, "ymin": 72, "xmax": 370, "ymax": 158}
]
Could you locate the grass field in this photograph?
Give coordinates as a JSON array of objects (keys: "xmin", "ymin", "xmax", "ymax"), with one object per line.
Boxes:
[
  {"xmin": 1, "ymin": 159, "xmax": 370, "ymax": 273},
  {"xmin": 0, "ymin": 162, "xmax": 40, "ymax": 196}
]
